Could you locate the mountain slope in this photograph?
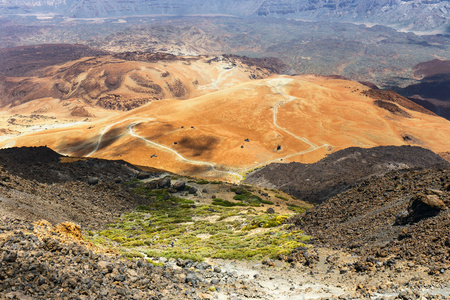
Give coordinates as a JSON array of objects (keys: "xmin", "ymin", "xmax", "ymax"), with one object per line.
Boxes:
[
  {"xmin": 1, "ymin": 75, "xmax": 449, "ymax": 180},
  {"xmin": 245, "ymin": 145, "xmax": 450, "ymax": 204},
  {"xmin": 1, "ymin": 0, "xmax": 449, "ymax": 31}
]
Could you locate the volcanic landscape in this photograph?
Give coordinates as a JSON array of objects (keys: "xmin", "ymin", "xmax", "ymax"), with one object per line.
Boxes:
[{"xmin": 1, "ymin": 8, "xmax": 450, "ymax": 300}]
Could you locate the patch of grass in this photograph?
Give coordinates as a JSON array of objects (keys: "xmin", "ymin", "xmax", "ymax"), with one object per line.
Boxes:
[
  {"xmin": 212, "ymin": 198, "xmax": 245, "ymax": 207},
  {"xmin": 233, "ymin": 193, "xmax": 273, "ymax": 206},
  {"xmin": 275, "ymin": 195, "xmax": 288, "ymax": 201},
  {"xmin": 88, "ymin": 179, "xmax": 311, "ymax": 261},
  {"xmin": 287, "ymin": 203, "xmax": 308, "ymax": 214},
  {"xmin": 196, "ymin": 179, "xmax": 210, "ymax": 185},
  {"xmin": 243, "ymin": 215, "xmax": 290, "ymax": 230}
]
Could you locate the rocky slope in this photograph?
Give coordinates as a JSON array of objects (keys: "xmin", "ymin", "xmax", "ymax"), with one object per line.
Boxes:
[
  {"xmin": 1, "ymin": 147, "xmax": 450, "ymax": 299},
  {"xmin": 245, "ymin": 146, "xmax": 450, "ymax": 204},
  {"xmin": 293, "ymin": 167, "xmax": 450, "ymax": 273},
  {"xmin": 394, "ymin": 59, "xmax": 450, "ymax": 121},
  {"xmin": 0, "ymin": 146, "xmax": 157, "ymax": 229}
]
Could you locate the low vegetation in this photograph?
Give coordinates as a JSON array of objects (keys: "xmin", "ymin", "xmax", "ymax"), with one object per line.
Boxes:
[{"xmin": 87, "ymin": 180, "xmax": 310, "ymax": 261}]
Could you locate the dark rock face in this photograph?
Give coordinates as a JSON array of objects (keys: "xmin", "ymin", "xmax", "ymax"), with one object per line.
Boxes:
[
  {"xmin": 394, "ymin": 59, "xmax": 450, "ymax": 121},
  {"xmin": 157, "ymin": 177, "xmax": 171, "ymax": 189},
  {"xmin": 294, "ymin": 168, "xmax": 450, "ymax": 267},
  {"xmin": 137, "ymin": 172, "xmax": 151, "ymax": 179},
  {"xmin": 245, "ymin": 146, "xmax": 450, "ymax": 204},
  {"xmin": 396, "ymin": 193, "xmax": 447, "ymax": 225}
]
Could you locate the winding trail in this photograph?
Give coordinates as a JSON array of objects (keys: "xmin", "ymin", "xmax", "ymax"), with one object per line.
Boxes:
[
  {"xmin": 128, "ymin": 121, "xmax": 243, "ymax": 179},
  {"xmin": 85, "ymin": 118, "xmax": 146, "ymax": 157},
  {"xmin": 268, "ymin": 80, "xmax": 319, "ymax": 150},
  {"xmin": 197, "ymin": 65, "xmax": 236, "ymax": 90},
  {"xmin": 73, "ymin": 78, "xmax": 331, "ymax": 181}
]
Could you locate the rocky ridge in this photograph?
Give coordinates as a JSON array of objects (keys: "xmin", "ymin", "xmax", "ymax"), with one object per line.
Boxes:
[
  {"xmin": 245, "ymin": 146, "xmax": 450, "ymax": 204},
  {"xmin": 293, "ymin": 168, "xmax": 450, "ymax": 273},
  {"xmin": 0, "ymin": 146, "xmax": 157, "ymax": 229}
]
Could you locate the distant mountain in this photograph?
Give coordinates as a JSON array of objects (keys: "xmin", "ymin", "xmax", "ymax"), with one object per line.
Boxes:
[{"xmin": 1, "ymin": 0, "xmax": 449, "ymax": 31}]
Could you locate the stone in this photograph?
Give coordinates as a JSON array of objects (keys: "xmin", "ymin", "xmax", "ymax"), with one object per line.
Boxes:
[
  {"xmin": 173, "ymin": 181, "xmax": 186, "ymax": 191},
  {"xmin": 146, "ymin": 181, "xmax": 158, "ymax": 190},
  {"xmin": 188, "ymin": 186, "xmax": 198, "ymax": 194},
  {"xmin": 157, "ymin": 177, "xmax": 171, "ymax": 189},
  {"xmin": 137, "ymin": 172, "xmax": 151, "ymax": 179},
  {"xmin": 234, "ymin": 188, "xmax": 244, "ymax": 195},
  {"xmin": 88, "ymin": 177, "xmax": 99, "ymax": 185},
  {"xmin": 2, "ymin": 251, "xmax": 17, "ymax": 262},
  {"xmin": 167, "ymin": 187, "xmax": 178, "ymax": 193},
  {"xmin": 266, "ymin": 207, "xmax": 275, "ymax": 214},
  {"xmin": 185, "ymin": 273, "xmax": 200, "ymax": 287},
  {"xmin": 113, "ymin": 274, "xmax": 126, "ymax": 282},
  {"xmin": 398, "ymin": 193, "xmax": 447, "ymax": 224},
  {"xmin": 262, "ymin": 257, "xmax": 275, "ymax": 267}
]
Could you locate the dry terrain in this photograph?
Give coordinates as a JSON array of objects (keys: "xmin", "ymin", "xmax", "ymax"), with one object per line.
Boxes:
[{"xmin": 2, "ymin": 73, "xmax": 449, "ymax": 180}]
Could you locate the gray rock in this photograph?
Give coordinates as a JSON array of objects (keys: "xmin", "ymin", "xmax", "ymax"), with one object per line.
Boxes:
[
  {"xmin": 185, "ymin": 273, "xmax": 200, "ymax": 287},
  {"xmin": 88, "ymin": 177, "xmax": 99, "ymax": 185},
  {"xmin": 234, "ymin": 188, "xmax": 244, "ymax": 195},
  {"xmin": 113, "ymin": 274, "xmax": 126, "ymax": 282},
  {"xmin": 2, "ymin": 251, "xmax": 17, "ymax": 262}
]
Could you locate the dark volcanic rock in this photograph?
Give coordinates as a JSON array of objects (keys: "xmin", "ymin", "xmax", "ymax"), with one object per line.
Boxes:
[
  {"xmin": 88, "ymin": 176, "xmax": 99, "ymax": 185},
  {"xmin": 396, "ymin": 193, "xmax": 447, "ymax": 225},
  {"xmin": 0, "ymin": 222, "xmax": 220, "ymax": 300},
  {"xmin": 245, "ymin": 146, "xmax": 450, "ymax": 204},
  {"xmin": 137, "ymin": 171, "xmax": 151, "ymax": 179},
  {"xmin": 157, "ymin": 177, "xmax": 171, "ymax": 189},
  {"xmin": 173, "ymin": 181, "xmax": 186, "ymax": 191},
  {"xmin": 0, "ymin": 146, "xmax": 161, "ymax": 230},
  {"xmin": 294, "ymin": 168, "xmax": 450, "ymax": 267}
]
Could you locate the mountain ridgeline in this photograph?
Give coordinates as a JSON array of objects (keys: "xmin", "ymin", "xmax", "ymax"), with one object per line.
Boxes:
[
  {"xmin": 245, "ymin": 146, "xmax": 450, "ymax": 204},
  {"xmin": 1, "ymin": 0, "xmax": 449, "ymax": 31}
]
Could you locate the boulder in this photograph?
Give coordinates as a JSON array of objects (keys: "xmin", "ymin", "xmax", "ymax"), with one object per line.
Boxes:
[
  {"xmin": 397, "ymin": 193, "xmax": 447, "ymax": 224},
  {"xmin": 173, "ymin": 181, "xmax": 186, "ymax": 191},
  {"xmin": 234, "ymin": 188, "xmax": 244, "ymax": 195},
  {"xmin": 137, "ymin": 172, "xmax": 150, "ymax": 179},
  {"xmin": 88, "ymin": 177, "xmax": 99, "ymax": 185},
  {"xmin": 145, "ymin": 181, "xmax": 158, "ymax": 190},
  {"xmin": 157, "ymin": 177, "xmax": 171, "ymax": 189}
]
